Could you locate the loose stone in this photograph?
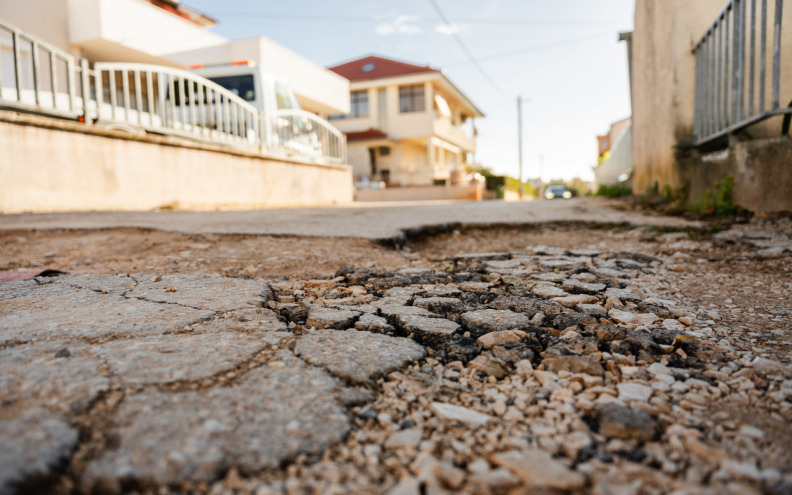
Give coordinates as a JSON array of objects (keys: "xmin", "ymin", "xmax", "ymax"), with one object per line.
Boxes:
[
  {"xmin": 562, "ymin": 279, "xmax": 606, "ymax": 294},
  {"xmin": 609, "ymin": 308, "xmax": 659, "ymax": 327},
  {"xmin": 618, "ymin": 382, "xmax": 654, "ymax": 402},
  {"xmin": 476, "ymin": 330, "xmax": 527, "ymax": 349},
  {"xmin": 552, "ymin": 294, "xmax": 599, "ymax": 308},
  {"xmin": 490, "ymin": 449, "xmax": 585, "ymax": 490},
  {"xmin": 542, "ymin": 355, "xmax": 604, "ymax": 377},
  {"xmin": 596, "ymin": 403, "xmax": 658, "ymax": 442},
  {"xmin": 431, "ymin": 402, "xmax": 493, "ymax": 427},
  {"xmin": 532, "ymin": 285, "xmax": 569, "ymax": 298},
  {"xmin": 605, "ymin": 288, "xmax": 643, "ymax": 303}
]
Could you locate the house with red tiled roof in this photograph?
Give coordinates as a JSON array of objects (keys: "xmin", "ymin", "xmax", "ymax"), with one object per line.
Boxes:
[{"xmin": 328, "ymin": 55, "xmax": 483, "ymax": 187}]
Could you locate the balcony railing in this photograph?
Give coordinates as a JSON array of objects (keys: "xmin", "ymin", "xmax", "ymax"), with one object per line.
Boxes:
[
  {"xmin": 93, "ymin": 62, "xmax": 260, "ymax": 146},
  {"xmin": 433, "ymin": 116, "xmax": 476, "ymax": 152},
  {"xmin": 0, "ymin": 18, "xmax": 347, "ymax": 164},
  {"xmin": 0, "ymin": 19, "xmax": 80, "ymax": 119},
  {"xmin": 693, "ymin": 0, "xmax": 789, "ymax": 145}
]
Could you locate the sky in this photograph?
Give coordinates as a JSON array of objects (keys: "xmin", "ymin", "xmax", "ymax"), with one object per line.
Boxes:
[{"xmin": 184, "ymin": 0, "xmax": 635, "ymax": 182}]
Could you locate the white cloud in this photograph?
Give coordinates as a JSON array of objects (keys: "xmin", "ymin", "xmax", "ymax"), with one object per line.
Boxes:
[
  {"xmin": 375, "ymin": 15, "xmax": 422, "ymax": 36},
  {"xmin": 435, "ymin": 23, "xmax": 469, "ymax": 35}
]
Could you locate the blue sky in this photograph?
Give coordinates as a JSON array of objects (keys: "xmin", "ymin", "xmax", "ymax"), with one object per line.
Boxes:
[{"xmin": 185, "ymin": 0, "xmax": 634, "ymax": 182}]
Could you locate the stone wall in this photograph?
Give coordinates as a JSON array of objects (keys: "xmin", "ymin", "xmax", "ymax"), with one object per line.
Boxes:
[{"xmin": 0, "ymin": 111, "xmax": 353, "ymax": 213}]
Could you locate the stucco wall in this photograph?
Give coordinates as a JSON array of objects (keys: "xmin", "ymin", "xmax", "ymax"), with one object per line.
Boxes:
[
  {"xmin": 0, "ymin": 112, "xmax": 353, "ymax": 213},
  {"xmin": 632, "ymin": 0, "xmax": 792, "ymax": 194}
]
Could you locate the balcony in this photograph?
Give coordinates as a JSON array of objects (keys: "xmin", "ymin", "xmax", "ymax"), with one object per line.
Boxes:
[
  {"xmin": 433, "ymin": 116, "xmax": 475, "ymax": 152},
  {"xmin": 67, "ymin": 0, "xmax": 225, "ymax": 65}
]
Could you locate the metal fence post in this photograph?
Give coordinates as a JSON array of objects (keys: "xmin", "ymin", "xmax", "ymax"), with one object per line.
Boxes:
[
  {"xmin": 771, "ymin": 0, "xmax": 784, "ymax": 110},
  {"xmin": 12, "ymin": 31, "xmax": 22, "ymax": 102}
]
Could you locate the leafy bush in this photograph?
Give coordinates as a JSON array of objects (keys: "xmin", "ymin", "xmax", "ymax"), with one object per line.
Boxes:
[
  {"xmin": 689, "ymin": 176, "xmax": 737, "ymax": 217},
  {"xmin": 596, "ymin": 183, "xmax": 632, "ymax": 198}
]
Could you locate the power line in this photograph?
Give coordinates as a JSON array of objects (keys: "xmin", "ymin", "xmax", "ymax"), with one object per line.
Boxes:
[
  {"xmin": 426, "ymin": 0, "xmax": 508, "ymax": 96},
  {"xmin": 210, "ymin": 12, "xmax": 624, "ymax": 26},
  {"xmin": 463, "ymin": 32, "xmax": 615, "ymax": 65}
]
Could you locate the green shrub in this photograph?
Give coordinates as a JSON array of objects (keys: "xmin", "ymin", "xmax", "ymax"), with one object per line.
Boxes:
[
  {"xmin": 596, "ymin": 183, "xmax": 633, "ymax": 198},
  {"xmin": 688, "ymin": 176, "xmax": 737, "ymax": 217}
]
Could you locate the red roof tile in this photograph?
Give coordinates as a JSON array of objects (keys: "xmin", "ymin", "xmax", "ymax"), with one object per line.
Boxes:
[
  {"xmin": 345, "ymin": 128, "xmax": 389, "ymax": 141},
  {"xmin": 329, "ymin": 56, "xmax": 438, "ymax": 82}
]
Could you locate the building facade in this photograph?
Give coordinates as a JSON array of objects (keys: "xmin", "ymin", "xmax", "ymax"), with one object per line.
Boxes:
[{"xmin": 328, "ymin": 56, "xmax": 483, "ymax": 187}]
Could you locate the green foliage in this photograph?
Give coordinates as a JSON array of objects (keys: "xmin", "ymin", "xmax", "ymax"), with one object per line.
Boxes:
[
  {"xmin": 596, "ymin": 183, "xmax": 632, "ymax": 198},
  {"xmin": 502, "ymin": 177, "xmax": 537, "ymax": 197},
  {"xmin": 645, "ymin": 181, "xmax": 660, "ymax": 197},
  {"xmin": 688, "ymin": 176, "xmax": 737, "ymax": 217},
  {"xmin": 477, "ymin": 165, "xmax": 496, "ymax": 177},
  {"xmin": 662, "ymin": 184, "xmax": 674, "ymax": 202}
]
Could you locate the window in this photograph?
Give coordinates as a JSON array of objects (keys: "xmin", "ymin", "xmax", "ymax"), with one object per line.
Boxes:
[
  {"xmin": 274, "ymin": 80, "xmax": 299, "ymax": 110},
  {"xmin": 399, "ymin": 84, "xmax": 425, "ymax": 113},
  {"xmin": 350, "ymin": 90, "xmax": 369, "ymax": 117},
  {"xmin": 208, "ymin": 75, "xmax": 255, "ymax": 102},
  {"xmin": 329, "ymin": 90, "xmax": 368, "ymax": 120}
]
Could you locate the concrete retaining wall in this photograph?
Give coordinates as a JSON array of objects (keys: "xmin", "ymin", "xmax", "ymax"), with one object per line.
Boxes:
[
  {"xmin": 354, "ymin": 183, "xmax": 483, "ymax": 202},
  {"xmin": 679, "ymin": 138, "xmax": 792, "ymax": 214},
  {"xmin": 0, "ymin": 111, "xmax": 353, "ymax": 213}
]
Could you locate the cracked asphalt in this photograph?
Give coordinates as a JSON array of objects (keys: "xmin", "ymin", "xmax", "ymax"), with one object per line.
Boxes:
[{"xmin": 1, "ymin": 200, "xmax": 791, "ymax": 494}]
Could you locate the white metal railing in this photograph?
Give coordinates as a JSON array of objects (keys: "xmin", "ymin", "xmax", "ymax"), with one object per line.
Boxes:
[
  {"xmin": 0, "ymin": 19, "xmax": 80, "ymax": 118},
  {"xmin": 272, "ymin": 109, "xmax": 347, "ymax": 164},
  {"xmin": 0, "ymin": 18, "xmax": 347, "ymax": 164},
  {"xmin": 93, "ymin": 63, "xmax": 260, "ymax": 146},
  {"xmin": 693, "ymin": 0, "xmax": 789, "ymax": 145}
]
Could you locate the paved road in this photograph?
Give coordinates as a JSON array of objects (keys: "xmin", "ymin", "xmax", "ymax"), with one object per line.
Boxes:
[
  {"xmin": 2, "ymin": 202, "xmax": 791, "ymax": 493},
  {"xmin": 0, "ymin": 198, "xmax": 700, "ymax": 241}
]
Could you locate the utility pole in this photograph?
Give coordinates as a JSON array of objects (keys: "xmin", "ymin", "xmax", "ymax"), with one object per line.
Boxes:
[{"xmin": 517, "ymin": 96, "xmax": 524, "ymax": 199}]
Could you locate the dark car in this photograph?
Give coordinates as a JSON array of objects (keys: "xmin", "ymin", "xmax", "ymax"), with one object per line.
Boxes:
[{"xmin": 545, "ymin": 185, "xmax": 573, "ymax": 199}]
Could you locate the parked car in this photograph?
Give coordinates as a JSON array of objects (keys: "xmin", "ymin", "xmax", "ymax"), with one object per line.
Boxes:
[
  {"xmin": 545, "ymin": 185, "xmax": 573, "ymax": 199},
  {"xmin": 355, "ymin": 177, "xmax": 386, "ymax": 190}
]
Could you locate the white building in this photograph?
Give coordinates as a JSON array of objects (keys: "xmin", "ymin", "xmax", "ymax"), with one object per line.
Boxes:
[{"xmin": 0, "ymin": 0, "xmax": 349, "ymax": 115}]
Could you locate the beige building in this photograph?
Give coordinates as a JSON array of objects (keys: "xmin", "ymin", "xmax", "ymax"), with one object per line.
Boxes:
[
  {"xmin": 629, "ymin": 0, "xmax": 792, "ymax": 205},
  {"xmin": 328, "ymin": 56, "xmax": 483, "ymax": 186}
]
